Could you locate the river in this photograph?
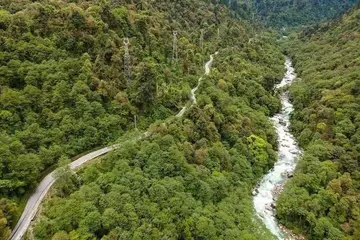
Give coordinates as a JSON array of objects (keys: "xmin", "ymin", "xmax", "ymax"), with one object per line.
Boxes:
[{"xmin": 253, "ymin": 57, "xmax": 301, "ymax": 239}]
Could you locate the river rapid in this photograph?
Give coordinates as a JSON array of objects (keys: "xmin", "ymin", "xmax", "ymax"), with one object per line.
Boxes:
[{"xmin": 253, "ymin": 57, "xmax": 301, "ymax": 239}]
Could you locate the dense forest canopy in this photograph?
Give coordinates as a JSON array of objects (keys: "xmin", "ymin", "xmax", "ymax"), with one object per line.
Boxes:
[
  {"xmin": 277, "ymin": 4, "xmax": 360, "ymax": 240},
  {"xmin": 1, "ymin": 0, "xmax": 360, "ymax": 239},
  {"xmin": 252, "ymin": 0, "xmax": 358, "ymax": 27},
  {"xmin": 0, "ymin": 0, "xmax": 286, "ymax": 238}
]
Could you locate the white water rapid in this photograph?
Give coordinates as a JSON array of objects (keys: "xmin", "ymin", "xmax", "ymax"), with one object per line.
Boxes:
[
  {"xmin": 253, "ymin": 57, "xmax": 301, "ymax": 239},
  {"xmin": 176, "ymin": 52, "xmax": 218, "ymax": 117}
]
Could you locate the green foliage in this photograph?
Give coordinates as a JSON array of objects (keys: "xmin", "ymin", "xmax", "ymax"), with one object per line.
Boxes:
[
  {"xmin": 253, "ymin": 0, "xmax": 357, "ymax": 28},
  {"xmin": 28, "ymin": 1, "xmax": 286, "ymax": 237},
  {"xmin": 247, "ymin": 134, "xmax": 276, "ymax": 178},
  {"xmin": 0, "ymin": 199, "xmax": 17, "ymax": 239},
  {"xmin": 277, "ymin": 6, "xmax": 360, "ymax": 239},
  {"xmin": 1, "ymin": 0, "xmax": 271, "ymax": 231},
  {"xmin": 0, "ymin": 0, "xmax": 292, "ymax": 237}
]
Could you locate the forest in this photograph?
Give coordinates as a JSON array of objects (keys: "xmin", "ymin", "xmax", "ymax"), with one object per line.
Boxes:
[
  {"xmin": 1, "ymin": 0, "xmax": 360, "ymax": 239},
  {"xmin": 253, "ymin": 0, "xmax": 357, "ymax": 28},
  {"xmin": 0, "ymin": 0, "xmax": 285, "ymax": 239},
  {"xmin": 277, "ymin": 4, "xmax": 360, "ymax": 240}
]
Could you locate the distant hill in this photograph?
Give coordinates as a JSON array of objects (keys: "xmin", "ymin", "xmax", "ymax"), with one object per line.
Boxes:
[{"xmin": 252, "ymin": 0, "xmax": 358, "ymax": 27}]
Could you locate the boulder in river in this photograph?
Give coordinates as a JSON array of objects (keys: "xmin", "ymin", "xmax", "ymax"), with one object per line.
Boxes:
[
  {"xmin": 281, "ymin": 143, "xmax": 290, "ymax": 148},
  {"xmin": 265, "ymin": 204, "xmax": 273, "ymax": 211},
  {"xmin": 279, "ymin": 119, "xmax": 287, "ymax": 126},
  {"xmin": 290, "ymin": 149, "xmax": 298, "ymax": 154},
  {"xmin": 272, "ymin": 184, "xmax": 283, "ymax": 196},
  {"xmin": 282, "ymin": 171, "xmax": 294, "ymax": 178}
]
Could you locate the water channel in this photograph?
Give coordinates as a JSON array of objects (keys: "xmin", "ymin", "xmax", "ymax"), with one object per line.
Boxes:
[{"xmin": 253, "ymin": 57, "xmax": 301, "ymax": 239}]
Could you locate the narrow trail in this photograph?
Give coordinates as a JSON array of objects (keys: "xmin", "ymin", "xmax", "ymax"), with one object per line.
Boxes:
[
  {"xmin": 253, "ymin": 58, "xmax": 301, "ymax": 239},
  {"xmin": 176, "ymin": 52, "xmax": 218, "ymax": 117},
  {"xmin": 9, "ymin": 53, "xmax": 217, "ymax": 240}
]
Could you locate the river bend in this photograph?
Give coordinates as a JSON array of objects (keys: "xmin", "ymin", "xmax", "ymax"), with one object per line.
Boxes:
[{"xmin": 253, "ymin": 57, "xmax": 301, "ymax": 239}]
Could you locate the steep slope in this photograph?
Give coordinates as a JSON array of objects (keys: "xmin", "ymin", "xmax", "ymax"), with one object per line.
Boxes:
[
  {"xmin": 0, "ymin": 0, "xmax": 286, "ymax": 239},
  {"xmin": 253, "ymin": 0, "xmax": 357, "ymax": 28},
  {"xmin": 32, "ymin": 45, "xmax": 284, "ymax": 239},
  {"xmin": 277, "ymin": 4, "xmax": 360, "ymax": 239}
]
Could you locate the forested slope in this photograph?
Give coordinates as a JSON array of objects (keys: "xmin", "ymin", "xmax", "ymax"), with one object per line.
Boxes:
[
  {"xmin": 277, "ymin": 4, "xmax": 360, "ymax": 239},
  {"xmin": 253, "ymin": 0, "xmax": 357, "ymax": 28},
  {"xmin": 33, "ymin": 44, "xmax": 284, "ymax": 239},
  {"xmin": 0, "ymin": 0, "xmax": 286, "ymax": 238}
]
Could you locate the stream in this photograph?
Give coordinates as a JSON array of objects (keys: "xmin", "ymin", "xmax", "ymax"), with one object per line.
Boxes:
[{"xmin": 253, "ymin": 57, "xmax": 301, "ymax": 239}]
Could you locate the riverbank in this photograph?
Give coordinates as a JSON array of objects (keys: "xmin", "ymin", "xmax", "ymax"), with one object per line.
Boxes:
[{"xmin": 253, "ymin": 57, "xmax": 302, "ymax": 239}]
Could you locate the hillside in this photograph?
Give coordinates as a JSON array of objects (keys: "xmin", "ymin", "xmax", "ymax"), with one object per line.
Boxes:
[
  {"xmin": 0, "ymin": 0, "xmax": 286, "ymax": 239},
  {"xmin": 277, "ymin": 4, "xmax": 360, "ymax": 239},
  {"xmin": 4, "ymin": 0, "xmax": 360, "ymax": 239},
  {"xmin": 253, "ymin": 0, "xmax": 357, "ymax": 28}
]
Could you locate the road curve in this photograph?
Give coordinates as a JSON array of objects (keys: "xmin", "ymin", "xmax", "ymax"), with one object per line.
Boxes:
[
  {"xmin": 9, "ymin": 146, "xmax": 115, "ymax": 240},
  {"xmin": 10, "ymin": 53, "xmax": 218, "ymax": 240},
  {"xmin": 176, "ymin": 52, "xmax": 218, "ymax": 117}
]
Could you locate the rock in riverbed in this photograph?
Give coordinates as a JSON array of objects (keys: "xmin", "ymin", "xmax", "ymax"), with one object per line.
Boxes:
[{"xmin": 279, "ymin": 119, "xmax": 287, "ymax": 126}]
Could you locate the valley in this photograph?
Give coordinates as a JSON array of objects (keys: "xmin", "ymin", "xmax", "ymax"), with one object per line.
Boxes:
[
  {"xmin": 0, "ymin": 1, "xmax": 359, "ymax": 240},
  {"xmin": 253, "ymin": 57, "xmax": 301, "ymax": 240},
  {"xmin": 10, "ymin": 52, "xmax": 219, "ymax": 240}
]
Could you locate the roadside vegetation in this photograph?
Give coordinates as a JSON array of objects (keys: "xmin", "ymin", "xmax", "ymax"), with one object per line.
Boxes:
[{"xmin": 0, "ymin": 0, "xmax": 284, "ymax": 238}]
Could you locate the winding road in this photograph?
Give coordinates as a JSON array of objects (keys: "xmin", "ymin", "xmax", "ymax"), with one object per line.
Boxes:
[
  {"xmin": 253, "ymin": 57, "xmax": 301, "ymax": 239},
  {"xmin": 9, "ymin": 53, "xmax": 217, "ymax": 240},
  {"xmin": 9, "ymin": 147, "xmax": 114, "ymax": 240},
  {"xmin": 176, "ymin": 52, "xmax": 218, "ymax": 117}
]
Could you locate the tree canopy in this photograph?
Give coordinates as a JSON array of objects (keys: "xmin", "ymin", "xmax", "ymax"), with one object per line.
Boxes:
[
  {"xmin": 277, "ymin": 5, "xmax": 360, "ymax": 239},
  {"xmin": 0, "ymin": 0, "xmax": 285, "ymax": 238}
]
